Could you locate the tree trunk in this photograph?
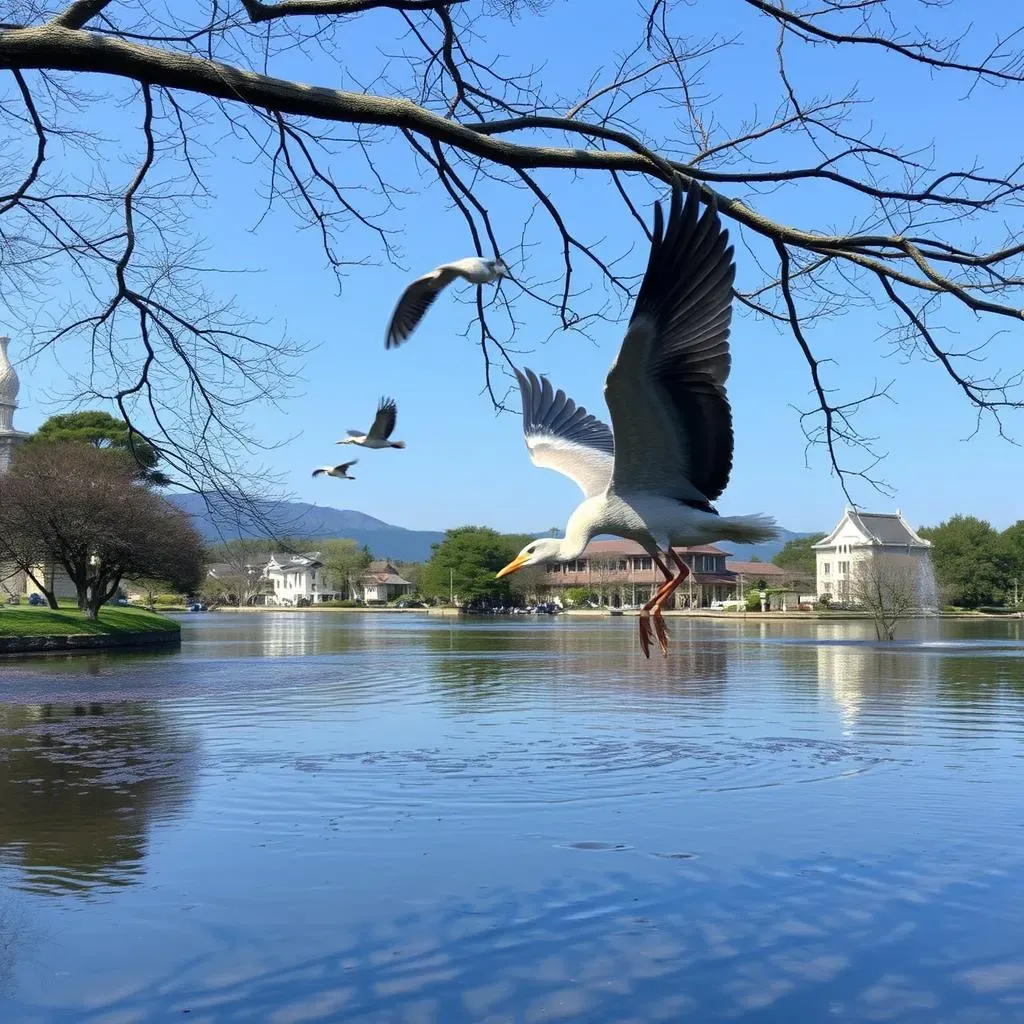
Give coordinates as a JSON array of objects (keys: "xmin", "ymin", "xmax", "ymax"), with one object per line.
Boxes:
[{"xmin": 24, "ymin": 567, "xmax": 60, "ymax": 610}]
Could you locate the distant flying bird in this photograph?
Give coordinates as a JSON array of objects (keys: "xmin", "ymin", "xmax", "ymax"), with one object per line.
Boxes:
[
  {"xmin": 312, "ymin": 459, "xmax": 358, "ymax": 480},
  {"xmin": 495, "ymin": 180, "xmax": 776, "ymax": 659},
  {"xmin": 384, "ymin": 257, "xmax": 508, "ymax": 349},
  {"xmin": 338, "ymin": 396, "xmax": 406, "ymax": 449}
]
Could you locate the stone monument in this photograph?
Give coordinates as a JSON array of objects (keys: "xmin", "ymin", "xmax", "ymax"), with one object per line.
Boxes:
[{"xmin": 0, "ymin": 335, "xmax": 30, "ymax": 474}]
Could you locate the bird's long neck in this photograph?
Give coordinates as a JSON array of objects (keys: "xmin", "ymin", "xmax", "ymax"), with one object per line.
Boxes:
[{"xmin": 559, "ymin": 502, "xmax": 599, "ymax": 560}]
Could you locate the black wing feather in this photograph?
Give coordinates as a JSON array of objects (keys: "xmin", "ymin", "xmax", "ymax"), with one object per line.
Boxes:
[
  {"xmin": 627, "ymin": 179, "xmax": 735, "ymax": 501},
  {"xmin": 385, "ymin": 287, "xmax": 442, "ymax": 349},
  {"xmin": 515, "ymin": 368, "xmax": 614, "ymax": 455},
  {"xmin": 368, "ymin": 397, "xmax": 398, "ymax": 440}
]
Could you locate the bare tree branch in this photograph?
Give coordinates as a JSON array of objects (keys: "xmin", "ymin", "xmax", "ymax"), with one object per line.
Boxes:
[{"xmin": 1, "ymin": 0, "xmax": 1023, "ymax": 524}]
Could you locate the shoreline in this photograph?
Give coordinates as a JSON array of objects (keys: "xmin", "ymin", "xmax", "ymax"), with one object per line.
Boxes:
[
  {"xmin": 0, "ymin": 606, "xmax": 182, "ymax": 657},
  {"xmin": 0, "ymin": 629, "xmax": 181, "ymax": 656},
  {"xmin": 191, "ymin": 605, "xmax": 1017, "ymax": 622}
]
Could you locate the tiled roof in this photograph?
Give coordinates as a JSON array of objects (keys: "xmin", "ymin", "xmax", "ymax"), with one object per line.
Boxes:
[
  {"xmin": 728, "ymin": 561, "xmax": 793, "ymax": 577},
  {"xmin": 267, "ymin": 551, "xmax": 322, "ymax": 572},
  {"xmin": 851, "ymin": 512, "xmax": 930, "ymax": 546},
  {"xmin": 361, "ymin": 572, "xmax": 412, "ymax": 586},
  {"xmin": 580, "ymin": 539, "xmax": 732, "ymax": 557},
  {"xmin": 814, "ymin": 510, "xmax": 931, "ymax": 549}
]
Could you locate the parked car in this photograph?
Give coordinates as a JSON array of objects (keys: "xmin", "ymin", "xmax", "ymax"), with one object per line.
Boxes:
[
  {"xmin": 27, "ymin": 593, "xmax": 47, "ymax": 607},
  {"xmin": 394, "ymin": 599, "xmax": 424, "ymax": 608}
]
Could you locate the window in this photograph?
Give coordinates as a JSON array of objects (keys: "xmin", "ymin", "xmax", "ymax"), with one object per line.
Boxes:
[
  {"xmin": 617, "ymin": 560, "xmax": 628, "ymax": 571},
  {"xmin": 823, "ymin": 563, "xmax": 831, "ymax": 575},
  {"xmin": 702, "ymin": 555, "xmax": 714, "ymax": 571},
  {"xmin": 632, "ymin": 557, "xmax": 653, "ymax": 571},
  {"xmin": 546, "ymin": 563, "xmax": 562, "ymax": 573},
  {"xmin": 565, "ymin": 560, "xmax": 587, "ymax": 573},
  {"xmin": 838, "ymin": 561, "xmax": 850, "ymax": 574}
]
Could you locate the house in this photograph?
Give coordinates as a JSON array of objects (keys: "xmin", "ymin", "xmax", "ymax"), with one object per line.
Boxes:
[
  {"xmin": 357, "ymin": 560, "xmax": 414, "ymax": 604},
  {"xmin": 813, "ymin": 509, "xmax": 933, "ymax": 605},
  {"xmin": 263, "ymin": 551, "xmax": 344, "ymax": 606},
  {"xmin": 535, "ymin": 540, "xmax": 738, "ymax": 608}
]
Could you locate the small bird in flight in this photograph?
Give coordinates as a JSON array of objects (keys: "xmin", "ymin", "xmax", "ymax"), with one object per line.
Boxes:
[
  {"xmin": 312, "ymin": 459, "xmax": 358, "ymax": 480},
  {"xmin": 385, "ymin": 256, "xmax": 508, "ymax": 349},
  {"xmin": 338, "ymin": 396, "xmax": 406, "ymax": 449}
]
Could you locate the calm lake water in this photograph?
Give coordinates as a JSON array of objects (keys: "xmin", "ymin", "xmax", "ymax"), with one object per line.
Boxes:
[{"xmin": 1, "ymin": 613, "xmax": 1023, "ymax": 1023}]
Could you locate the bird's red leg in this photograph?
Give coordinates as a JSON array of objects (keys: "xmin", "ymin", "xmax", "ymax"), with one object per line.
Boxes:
[
  {"xmin": 638, "ymin": 552, "xmax": 674, "ymax": 659},
  {"xmin": 650, "ymin": 550, "xmax": 692, "ymax": 656}
]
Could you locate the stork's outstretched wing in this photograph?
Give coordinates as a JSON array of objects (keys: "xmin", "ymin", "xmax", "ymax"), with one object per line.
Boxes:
[
  {"xmin": 515, "ymin": 368, "xmax": 614, "ymax": 499},
  {"xmin": 604, "ymin": 179, "xmax": 735, "ymax": 507},
  {"xmin": 366, "ymin": 397, "xmax": 398, "ymax": 441}
]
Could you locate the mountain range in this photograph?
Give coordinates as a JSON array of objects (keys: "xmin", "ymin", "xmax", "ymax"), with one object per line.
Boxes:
[
  {"xmin": 169, "ymin": 494, "xmax": 811, "ymax": 564},
  {"xmin": 168, "ymin": 494, "xmax": 447, "ymax": 562}
]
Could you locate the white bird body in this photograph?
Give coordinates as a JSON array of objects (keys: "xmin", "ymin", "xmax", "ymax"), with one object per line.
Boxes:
[
  {"xmin": 496, "ymin": 181, "xmax": 777, "ymax": 657},
  {"xmin": 338, "ymin": 396, "xmax": 405, "ymax": 449},
  {"xmin": 385, "ymin": 257, "xmax": 507, "ymax": 349},
  {"xmin": 312, "ymin": 459, "xmax": 358, "ymax": 480},
  {"xmin": 339, "ymin": 435, "xmax": 400, "ymax": 450}
]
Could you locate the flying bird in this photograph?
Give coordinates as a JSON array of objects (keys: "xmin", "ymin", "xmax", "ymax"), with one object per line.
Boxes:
[
  {"xmin": 495, "ymin": 180, "xmax": 776, "ymax": 658},
  {"xmin": 312, "ymin": 459, "xmax": 358, "ymax": 480},
  {"xmin": 385, "ymin": 257, "xmax": 508, "ymax": 349},
  {"xmin": 338, "ymin": 396, "xmax": 406, "ymax": 449}
]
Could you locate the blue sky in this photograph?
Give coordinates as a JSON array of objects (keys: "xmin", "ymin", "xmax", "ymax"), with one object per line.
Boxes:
[{"xmin": 3, "ymin": 0, "xmax": 1023, "ymax": 535}]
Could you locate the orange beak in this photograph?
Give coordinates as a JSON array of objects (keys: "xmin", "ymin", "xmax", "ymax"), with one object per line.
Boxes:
[{"xmin": 496, "ymin": 552, "xmax": 531, "ymax": 579}]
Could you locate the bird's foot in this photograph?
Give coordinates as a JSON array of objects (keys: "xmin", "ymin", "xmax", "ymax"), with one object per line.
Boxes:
[
  {"xmin": 652, "ymin": 608, "xmax": 670, "ymax": 656},
  {"xmin": 638, "ymin": 611, "xmax": 653, "ymax": 659}
]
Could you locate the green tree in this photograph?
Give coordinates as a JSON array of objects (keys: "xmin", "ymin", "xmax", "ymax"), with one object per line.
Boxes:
[
  {"xmin": 1002, "ymin": 521, "xmax": 1024, "ymax": 607},
  {"xmin": 419, "ymin": 527, "xmax": 529, "ymax": 607},
  {"xmin": 319, "ymin": 539, "xmax": 372, "ymax": 598},
  {"xmin": 563, "ymin": 587, "xmax": 597, "ymax": 608},
  {"xmin": 0, "ymin": 442, "xmax": 204, "ymax": 618},
  {"xmin": 772, "ymin": 534, "xmax": 826, "ymax": 576},
  {"xmin": 27, "ymin": 412, "xmax": 170, "ymax": 486},
  {"xmin": 919, "ymin": 516, "xmax": 1011, "ymax": 608}
]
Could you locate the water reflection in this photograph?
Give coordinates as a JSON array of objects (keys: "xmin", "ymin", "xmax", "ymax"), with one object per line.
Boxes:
[
  {"xmin": 15, "ymin": 854, "xmax": 1024, "ymax": 1023},
  {"xmin": 1, "ymin": 613, "xmax": 1023, "ymax": 1022},
  {"xmin": 815, "ymin": 643, "xmax": 941, "ymax": 727},
  {"xmin": 0, "ymin": 702, "xmax": 199, "ymax": 895},
  {"xmin": 423, "ymin": 620, "xmax": 730, "ymax": 702}
]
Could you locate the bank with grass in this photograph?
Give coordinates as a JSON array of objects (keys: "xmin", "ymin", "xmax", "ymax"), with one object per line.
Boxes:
[{"xmin": 0, "ymin": 605, "xmax": 181, "ymax": 655}]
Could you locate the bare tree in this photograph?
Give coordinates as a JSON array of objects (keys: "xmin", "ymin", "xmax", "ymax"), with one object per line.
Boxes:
[
  {"xmin": 0, "ymin": 440, "xmax": 206, "ymax": 618},
  {"xmin": 851, "ymin": 553, "xmax": 919, "ymax": 641},
  {"xmin": 3, "ymin": 1, "xmax": 1024, "ymax": 509}
]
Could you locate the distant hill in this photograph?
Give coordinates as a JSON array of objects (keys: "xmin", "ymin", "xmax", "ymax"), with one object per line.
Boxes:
[
  {"xmin": 168, "ymin": 494, "xmax": 446, "ymax": 562},
  {"xmin": 169, "ymin": 493, "xmax": 814, "ymax": 565},
  {"xmin": 715, "ymin": 529, "xmax": 817, "ymax": 563}
]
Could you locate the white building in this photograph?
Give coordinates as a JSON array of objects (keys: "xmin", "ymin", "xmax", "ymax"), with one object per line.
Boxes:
[
  {"xmin": 357, "ymin": 560, "xmax": 414, "ymax": 604},
  {"xmin": 262, "ymin": 551, "xmax": 347, "ymax": 606},
  {"xmin": 814, "ymin": 508, "xmax": 933, "ymax": 605}
]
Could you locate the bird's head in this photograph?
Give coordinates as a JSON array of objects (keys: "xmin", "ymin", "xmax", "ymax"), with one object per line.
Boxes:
[
  {"xmin": 496, "ymin": 537, "xmax": 563, "ymax": 579},
  {"xmin": 491, "ymin": 258, "xmax": 509, "ymax": 278}
]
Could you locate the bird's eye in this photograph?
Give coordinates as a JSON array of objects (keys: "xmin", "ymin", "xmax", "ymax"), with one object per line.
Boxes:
[{"xmin": 527, "ymin": 546, "xmax": 535, "ymax": 554}]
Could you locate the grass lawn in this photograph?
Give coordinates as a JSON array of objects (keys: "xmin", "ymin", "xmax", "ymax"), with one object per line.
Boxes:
[{"xmin": 0, "ymin": 604, "xmax": 180, "ymax": 637}]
